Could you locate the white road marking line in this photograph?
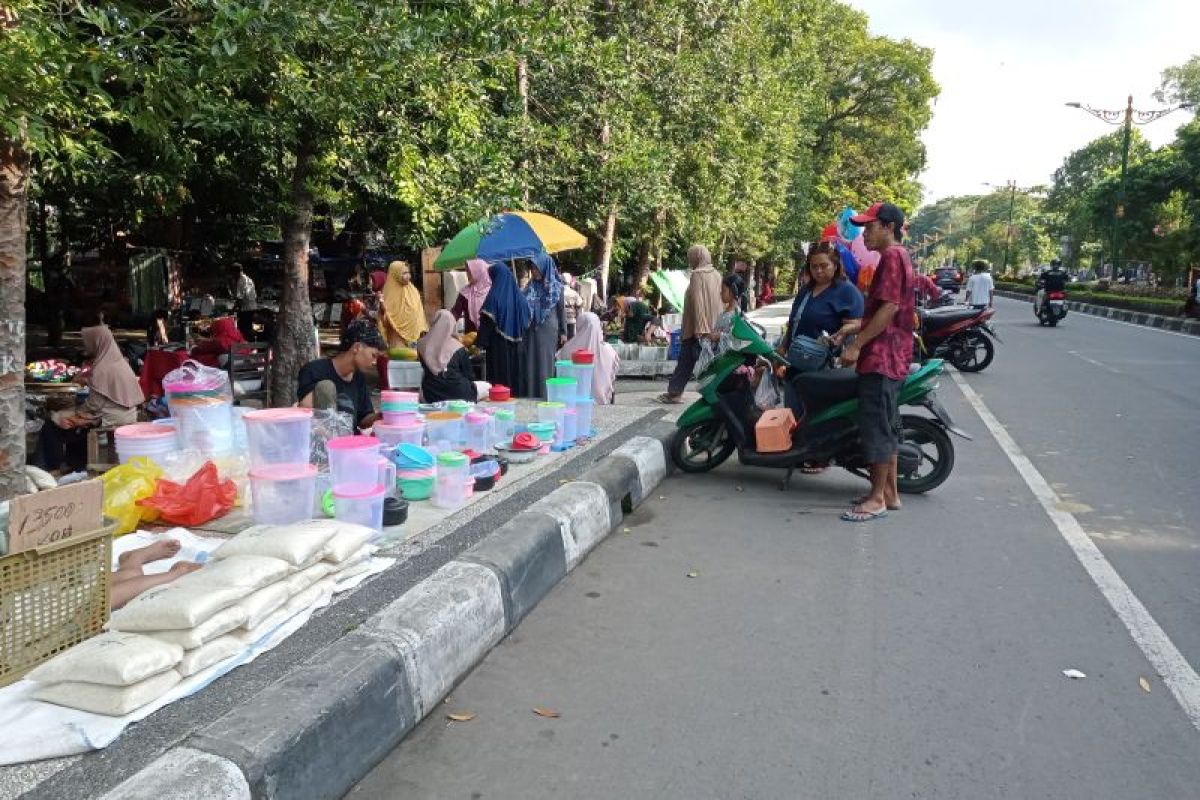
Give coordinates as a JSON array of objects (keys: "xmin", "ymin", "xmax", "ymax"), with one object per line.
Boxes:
[
  {"xmin": 951, "ymin": 370, "xmax": 1200, "ymax": 731},
  {"xmin": 997, "ymin": 297, "xmax": 1200, "ymax": 341},
  {"xmin": 1066, "ymin": 350, "xmax": 1122, "ymax": 374}
]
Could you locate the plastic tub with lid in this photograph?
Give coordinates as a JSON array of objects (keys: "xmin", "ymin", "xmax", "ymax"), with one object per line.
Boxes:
[
  {"xmin": 545, "ymin": 377, "xmax": 577, "ymax": 409},
  {"xmin": 463, "ymin": 412, "xmax": 492, "ymax": 453},
  {"xmin": 249, "ymin": 463, "xmax": 317, "ymax": 525},
  {"xmin": 434, "ymin": 451, "xmax": 470, "ymax": 510},
  {"xmin": 243, "ymin": 407, "xmax": 313, "ymax": 468},
  {"xmin": 326, "ymin": 436, "xmax": 395, "ymax": 494},
  {"xmin": 332, "ymin": 484, "xmax": 386, "ymax": 533},
  {"xmin": 574, "ymin": 397, "xmax": 596, "ymax": 438},
  {"xmin": 570, "ymin": 350, "xmax": 595, "ymax": 402},
  {"xmin": 376, "ymin": 421, "xmax": 424, "ymax": 448},
  {"xmin": 425, "ymin": 412, "xmax": 465, "ymax": 451},
  {"xmin": 492, "ymin": 408, "xmax": 516, "ymax": 443}
]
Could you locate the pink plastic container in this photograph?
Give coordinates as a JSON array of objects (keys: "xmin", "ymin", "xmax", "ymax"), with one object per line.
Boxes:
[
  {"xmin": 381, "ymin": 390, "xmax": 419, "ymax": 405},
  {"xmin": 243, "ymin": 407, "xmax": 312, "ymax": 467},
  {"xmin": 327, "ymin": 436, "xmax": 396, "ymax": 494},
  {"xmin": 375, "ymin": 421, "xmax": 424, "ymax": 448},
  {"xmin": 114, "ymin": 422, "xmax": 177, "ymax": 465},
  {"xmin": 332, "ymin": 483, "xmax": 386, "ymax": 533},
  {"xmin": 249, "ymin": 463, "xmax": 317, "ymax": 525},
  {"xmin": 381, "ymin": 410, "xmax": 420, "ymax": 426}
]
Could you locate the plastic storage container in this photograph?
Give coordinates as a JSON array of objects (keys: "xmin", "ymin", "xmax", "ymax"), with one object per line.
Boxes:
[
  {"xmin": 545, "ymin": 378, "xmax": 577, "ymax": 409},
  {"xmin": 554, "ymin": 360, "xmax": 576, "ymax": 384},
  {"xmin": 380, "ymin": 409, "xmax": 419, "ymax": 427},
  {"xmin": 243, "ymin": 407, "xmax": 312, "ymax": 468},
  {"xmin": 249, "ymin": 463, "xmax": 317, "ymax": 525},
  {"xmin": 332, "ymin": 484, "xmax": 386, "ymax": 533},
  {"xmin": 327, "ymin": 436, "xmax": 396, "ymax": 494},
  {"xmin": 464, "ymin": 412, "xmax": 492, "ymax": 453},
  {"xmin": 447, "ymin": 400, "xmax": 473, "ymax": 415},
  {"xmin": 536, "ymin": 401, "xmax": 565, "ymax": 431},
  {"xmin": 493, "ymin": 409, "xmax": 516, "ymax": 443},
  {"xmin": 574, "ymin": 398, "xmax": 595, "ymax": 438},
  {"xmin": 425, "ymin": 412, "xmax": 464, "ymax": 451},
  {"xmin": 386, "ymin": 361, "xmax": 423, "ymax": 390},
  {"xmin": 396, "ymin": 468, "xmax": 436, "ymax": 501},
  {"xmin": 527, "ymin": 421, "xmax": 556, "ymax": 445},
  {"xmin": 570, "ymin": 350, "xmax": 595, "ymax": 402},
  {"xmin": 381, "ymin": 390, "xmax": 419, "ymax": 406},
  {"xmin": 114, "ymin": 423, "xmax": 178, "ymax": 466},
  {"xmin": 754, "ymin": 408, "xmax": 797, "ymax": 453},
  {"xmin": 164, "ymin": 366, "xmax": 235, "ymax": 456},
  {"xmin": 562, "ymin": 409, "xmax": 578, "ymax": 446},
  {"xmin": 434, "ymin": 451, "xmax": 470, "ymax": 510},
  {"xmin": 375, "ymin": 421, "xmax": 424, "ymax": 448}
]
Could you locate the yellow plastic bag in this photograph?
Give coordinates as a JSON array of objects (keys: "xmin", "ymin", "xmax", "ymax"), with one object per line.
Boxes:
[{"xmin": 100, "ymin": 457, "xmax": 163, "ymax": 535}]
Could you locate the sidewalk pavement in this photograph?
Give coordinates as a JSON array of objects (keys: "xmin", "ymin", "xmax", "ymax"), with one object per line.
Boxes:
[{"xmin": 2, "ymin": 401, "xmax": 677, "ymax": 800}]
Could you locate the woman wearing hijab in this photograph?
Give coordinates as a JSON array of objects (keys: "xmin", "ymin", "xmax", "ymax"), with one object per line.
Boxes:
[
  {"xmin": 659, "ymin": 244, "xmax": 723, "ymax": 403},
  {"xmin": 378, "ymin": 260, "xmax": 428, "ymax": 348},
  {"xmin": 521, "ymin": 252, "xmax": 566, "ymax": 399},
  {"xmin": 450, "ymin": 259, "xmax": 492, "ymax": 334},
  {"xmin": 615, "ymin": 295, "xmax": 655, "ymax": 344},
  {"xmin": 34, "ymin": 324, "xmax": 144, "ymax": 472},
  {"xmin": 556, "ymin": 311, "xmax": 619, "ymax": 405},
  {"xmin": 476, "ymin": 263, "xmax": 531, "ymax": 394},
  {"xmin": 561, "ymin": 272, "xmax": 583, "ymax": 339},
  {"xmin": 190, "ymin": 316, "xmax": 245, "ymax": 368},
  {"xmin": 416, "ymin": 310, "xmax": 478, "ymax": 403}
]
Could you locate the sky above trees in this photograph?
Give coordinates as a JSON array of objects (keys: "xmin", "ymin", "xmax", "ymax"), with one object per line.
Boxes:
[{"xmin": 849, "ymin": 0, "xmax": 1200, "ymax": 202}]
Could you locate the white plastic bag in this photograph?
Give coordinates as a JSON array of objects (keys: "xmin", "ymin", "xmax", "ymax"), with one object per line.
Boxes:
[
  {"xmin": 33, "ymin": 670, "xmax": 183, "ymax": 716},
  {"xmin": 191, "ymin": 554, "xmax": 291, "ymax": 591},
  {"xmin": 285, "ymin": 562, "xmax": 334, "ymax": 595},
  {"xmin": 214, "ymin": 522, "xmax": 339, "ymax": 567},
  {"xmin": 109, "ymin": 581, "xmax": 248, "ymax": 632},
  {"xmin": 27, "ymin": 632, "xmax": 182, "ymax": 687},
  {"xmin": 177, "ymin": 635, "xmax": 243, "ymax": 677},
  {"xmin": 321, "ymin": 525, "xmax": 375, "ymax": 564},
  {"xmin": 144, "ymin": 605, "xmax": 248, "ymax": 650},
  {"xmin": 237, "ymin": 581, "xmax": 292, "ymax": 629},
  {"xmin": 754, "ymin": 372, "xmax": 783, "ymax": 411}
]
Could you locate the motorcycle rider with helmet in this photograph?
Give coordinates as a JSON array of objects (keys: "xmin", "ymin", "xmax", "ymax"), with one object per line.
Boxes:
[{"xmin": 1036, "ymin": 259, "xmax": 1068, "ymax": 316}]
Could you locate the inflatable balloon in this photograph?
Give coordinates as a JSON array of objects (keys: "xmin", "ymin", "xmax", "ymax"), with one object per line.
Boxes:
[
  {"xmin": 835, "ymin": 240, "xmax": 860, "ymax": 285},
  {"xmin": 837, "ymin": 207, "xmax": 863, "ymax": 242},
  {"xmin": 849, "ymin": 231, "xmax": 881, "ymax": 270}
]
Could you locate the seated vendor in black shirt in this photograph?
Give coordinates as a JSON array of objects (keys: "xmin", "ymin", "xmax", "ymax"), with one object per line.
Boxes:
[{"xmin": 297, "ymin": 318, "xmax": 382, "ymax": 429}]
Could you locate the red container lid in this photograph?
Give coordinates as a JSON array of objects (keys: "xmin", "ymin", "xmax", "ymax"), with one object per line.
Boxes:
[
  {"xmin": 511, "ymin": 432, "xmax": 541, "ymax": 451},
  {"xmin": 489, "ymin": 385, "xmax": 512, "ymax": 401},
  {"xmin": 571, "ymin": 350, "xmax": 595, "ymax": 365}
]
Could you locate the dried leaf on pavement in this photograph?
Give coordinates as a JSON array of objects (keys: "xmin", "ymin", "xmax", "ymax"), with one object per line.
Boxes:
[
  {"xmin": 1139, "ymin": 677, "xmax": 1151, "ymax": 693},
  {"xmin": 446, "ymin": 712, "xmax": 476, "ymax": 722},
  {"xmin": 532, "ymin": 706, "xmax": 561, "ymax": 718},
  {"xmin": 686, "ymin": 570, "xmax": 699, "ymax": 578}
]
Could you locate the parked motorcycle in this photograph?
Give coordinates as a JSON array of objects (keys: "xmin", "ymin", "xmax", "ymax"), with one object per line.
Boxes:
[
  {"xmin": 915, "ymin": 305, "xmax": 1001, "ymax": 373},
  {"xmin": 1035, "ymin": 291, "xmax": 1068, "ymax": 327},
  {"xmin": 671, "ymin": 314, "xmax": 970, "ymax": 493}
]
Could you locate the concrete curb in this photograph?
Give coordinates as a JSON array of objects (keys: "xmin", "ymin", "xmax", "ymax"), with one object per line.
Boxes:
[
  {"xmin": 995, "ymin": 290, "xmax": 1200, "ymax": 336},
  {"xmin": 103, "ymin": 423, "xmax": 678, "ymax": 800}
]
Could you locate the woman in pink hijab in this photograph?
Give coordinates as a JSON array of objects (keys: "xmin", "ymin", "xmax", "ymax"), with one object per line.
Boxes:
[
  {"xmin": 555, "ymin": 311, "xmax": 619, "ymax": 404},
  {"xmin": 416, "ymin": 309, "xmax": 478, "ymax": 402},
  {"xmin": 450, "ymin": 259, "xmax": 492, "ymax": 334}
]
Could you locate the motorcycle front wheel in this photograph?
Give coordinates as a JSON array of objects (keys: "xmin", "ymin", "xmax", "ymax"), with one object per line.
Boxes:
[
  {"xmin": 670, "ymin": 419, "xmax": 735, "ymax": 473},
  {"xmin": 949, "ymin": 331, "xmax": 994, "ymax": 372}
]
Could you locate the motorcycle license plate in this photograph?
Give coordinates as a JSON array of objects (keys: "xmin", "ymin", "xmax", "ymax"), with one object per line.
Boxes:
[
  {"xmin": 1050, "ymin": 301, "xmax": 1064, "ymax": 307},
  {"xmin": 922, "ymin": 394, "xmax": 972, "ymax": 440}
]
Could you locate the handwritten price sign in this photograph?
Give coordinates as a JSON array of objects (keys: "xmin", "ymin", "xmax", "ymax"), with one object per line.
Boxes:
[{"xmin": 8, "ymin": 480, "xmax": 104, "ymax": 554}]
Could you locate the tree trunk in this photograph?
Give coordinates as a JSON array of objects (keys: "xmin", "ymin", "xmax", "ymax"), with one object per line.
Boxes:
[
  {"xmin": 517, "ymin": 56, "xmax": 530, "ymax": 207},
  {"xmin": 268, "ymin": 146, "xmax": 318, "ymax": 407},
  {"xmin": 0, "ymin": 137, "xmax": 29, "ymax": 501},
  {"xmin": 594, "ymin": 206, "xmax": 617, "ymax": 302},
  {"xmin": 633, "ymin": 238, "xmax": 652, "ymax": 293}
]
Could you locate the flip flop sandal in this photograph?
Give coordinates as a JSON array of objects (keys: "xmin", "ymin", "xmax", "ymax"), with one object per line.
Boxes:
[
  {"xmin": 840, "ymin": 508, "xmax": 888, "ymax": 522},
  {"xmin": 849, "ymin": 496, "xmax": 902, "ymax": 510}
]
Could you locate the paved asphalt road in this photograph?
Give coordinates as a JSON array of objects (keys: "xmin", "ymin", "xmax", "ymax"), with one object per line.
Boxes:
[{"xmin": 348, "ymin": 296, "xmax": 1200, "ymax": 799}]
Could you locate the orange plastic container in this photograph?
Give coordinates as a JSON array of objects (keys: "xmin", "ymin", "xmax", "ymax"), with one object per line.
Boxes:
[{"xmin": 755, "ymin": 408, "xmax": 797, "ymax": 453}]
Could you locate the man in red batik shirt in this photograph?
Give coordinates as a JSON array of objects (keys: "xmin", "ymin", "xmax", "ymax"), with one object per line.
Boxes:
[{"xmin": 838, "ymin": 202, "xmax": 915, "ymax": 522}]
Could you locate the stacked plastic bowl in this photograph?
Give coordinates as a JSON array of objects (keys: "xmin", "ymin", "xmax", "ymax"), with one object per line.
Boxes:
[
  {"xmin": 393, "ymin": 443, "xmax": 436, "ymax": 501},
  {"xmin": 114, "ymin": 422, "xmax": 178, "ymax": 466}
]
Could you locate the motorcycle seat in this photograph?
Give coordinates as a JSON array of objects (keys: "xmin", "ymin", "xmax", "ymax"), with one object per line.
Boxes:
[
  {"xmin": 920, "ymin": 306, "xmax": 981, "ymax": 330},
  {"xmin": 791, "ymin": 367, "xmax": 859, "ymax": 406}
]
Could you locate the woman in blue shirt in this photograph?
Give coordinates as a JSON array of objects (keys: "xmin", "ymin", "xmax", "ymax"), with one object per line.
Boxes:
[{"xmin": 780, "ymin": 240, "xmax": 864, "ymax": 364}]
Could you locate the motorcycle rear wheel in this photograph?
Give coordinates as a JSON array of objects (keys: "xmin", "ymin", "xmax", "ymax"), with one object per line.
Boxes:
[
  {"xmin": 847, "ymin": 415, "xmax": 955, "ymax": 494},
  {"xmin": 670, "ymin": 419, "xmax": 735, "ymax": 473},
  {"xmin": 949, "ymin": 331, "xmax": 994, "ymax": 372}
]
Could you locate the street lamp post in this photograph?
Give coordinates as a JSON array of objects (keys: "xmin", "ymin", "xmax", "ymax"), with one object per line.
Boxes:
[{"xmin": 1066, "ymin": 96, "xmax": 1189, "ymax": 279}]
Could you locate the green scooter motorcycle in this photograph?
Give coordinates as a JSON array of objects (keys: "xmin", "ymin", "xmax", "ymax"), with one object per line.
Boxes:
[{"xmin": 671, "ymin": 314, "xmax": 970, "ymax": 492}]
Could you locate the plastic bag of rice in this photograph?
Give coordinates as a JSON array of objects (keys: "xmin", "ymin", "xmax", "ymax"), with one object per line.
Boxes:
[
  {"xmin": 193, "ymin": 554, "xmax": 290, "ymax": 591},
  {"xmin": 177, "ymin": 635, "xmax": 243, "ymax": 677},
  {"xmin": 285, "ymin": 561, "xmax": 334, "ymax": 595},
  {"xmin": 34, "ymin": 670, "xmax": 182, "ymax": 716},
  {"xmin": 238, "ymin": 581, "xmax": 292, "ymax": 629},
  {"xmin": 109, "ymin": 581, "xmax": 248, "ymax": 632},
  {"xmin": 213, "ymin": 520, "xmax": 340, "ymax": 566},
  {"xmin": 144, "ymin": 605, "xmax": 248, "ymax": 650},
  {"xmin": 27, "ymin": 632, "xmax": 182, "ymax": 687},
  {"xmin": 321, "ymin": 524, "xmax": 375, "ymax": 563}
]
